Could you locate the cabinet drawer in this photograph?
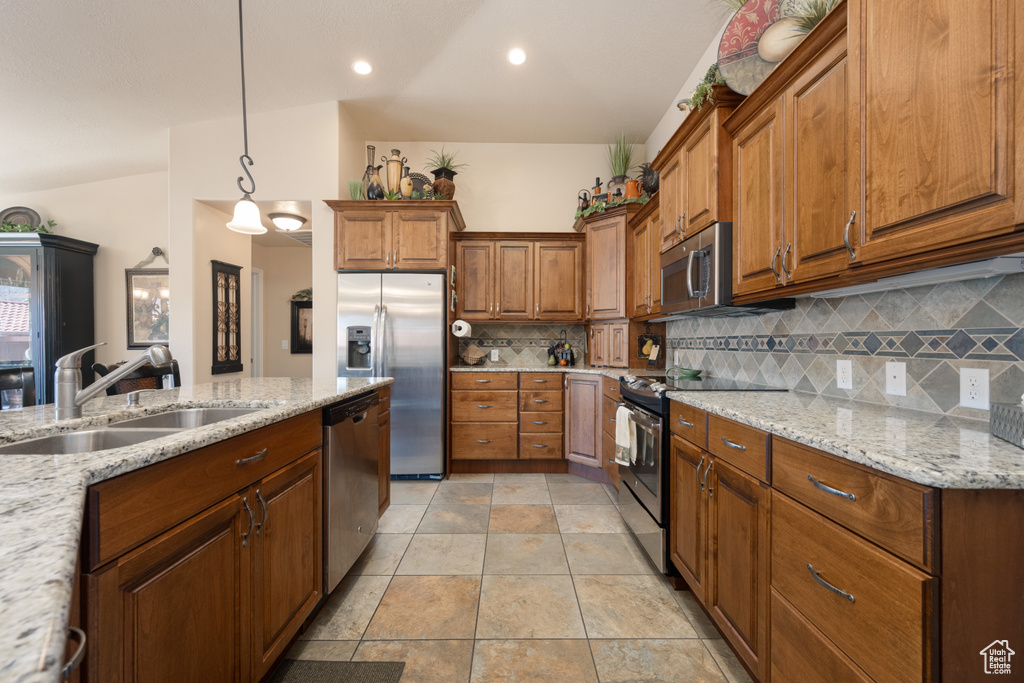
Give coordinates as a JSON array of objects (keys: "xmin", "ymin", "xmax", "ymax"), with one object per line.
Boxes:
[
  {"xmin": 451, "ymin": 372, "xmax": 518, "ymax": 390},
  {"xmin": 707, "ymin": 414, "xmax": 770, "ymax": 483},
  {"xmin": 451, "ymin": 423, "xmax": 518, "ymax": 459},
  {"xmin": 772, "ymin": 494, "xmax": 936, "ymax": 683},
  {"xmin": 519, "ymin": 434, "xmax": 564, "ymax": 459},
  {"xmin": 771, "ymin": 590, "xmax": 871, "ymax": 683},
  {"xmin": 452, "ymin": 390, "xmax": 518, "ymax": 422},
  {"xmin": 602, "ymin": 394, "xmax": 619, "ymax": 438},
  {"xmin": 773, "ymin": 438, "xmax": 936, "ymax": 571},
  {"xmin": 602, "ymin": 376, "xmax": 620, "ymax": 401},
  {"xmin": 520, "ymin": 411, "xmax": 563, "ymax": 433},
  {"xmin": 519, "ymin": 390, "xmax": 563, "ymax": 412},
  {"xmin": 521, "ymin": 374, "xmax": 559, "ymax": 389},
  {"xmin": 670, "ymin": 401, "xmax": 706, "ymax": 447},
  {"xmin": 376, "ymin": 385, "xmax": 391, "ymax": 414},
  {"xmin": 85, "ymin": 411, "xmax": 321, "ymax": 570}
]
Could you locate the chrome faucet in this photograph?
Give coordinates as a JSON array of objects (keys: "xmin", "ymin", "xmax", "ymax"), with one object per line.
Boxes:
[{"xmin": 54, "ymin": 343, "xmax": 173, "ymax": 420}]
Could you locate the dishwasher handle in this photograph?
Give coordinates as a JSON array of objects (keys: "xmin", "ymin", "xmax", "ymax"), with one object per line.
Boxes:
[{"xmin": 325, "ymin": 392, "xmax": 378, "ymax": 425}]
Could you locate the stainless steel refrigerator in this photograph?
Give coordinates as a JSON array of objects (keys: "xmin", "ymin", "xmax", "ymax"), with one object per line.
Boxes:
[{"xmin": 337, "ymin": 272, "xmax": 445, "ymax": 477}]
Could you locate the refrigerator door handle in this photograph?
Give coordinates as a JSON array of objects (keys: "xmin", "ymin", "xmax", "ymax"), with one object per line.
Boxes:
[
  {"xmin": 370, "ymin": 304, "xmax": 381, "ymax": 376},
  {"xmin": 378, "ymin": 304, "xmax": 388, "ymax": 376}
]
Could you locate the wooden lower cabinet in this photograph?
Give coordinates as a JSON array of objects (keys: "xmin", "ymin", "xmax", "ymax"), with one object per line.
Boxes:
[
  {"xmin": 670, "ymin": 436, "xmax": 708, "ymax": 601},
  {"xmin": 771, "ymin": 590, "xmax": 871, "ymax": 682},
  {"xmin": 565, "ymin": 374, "xmax": 601, "ymax": 468},
  {"xmin": 451, "ymin": 372, "xmax": 519, "ymax": 460},
  {"xmin": 378, "ymin": 407, "xmax": 391, "ymax": 517}
]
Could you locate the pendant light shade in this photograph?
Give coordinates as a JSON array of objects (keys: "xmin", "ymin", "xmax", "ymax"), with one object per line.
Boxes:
[{"xmin": 227, "ymin": 194, "xmax": 267, "ymax": 234}]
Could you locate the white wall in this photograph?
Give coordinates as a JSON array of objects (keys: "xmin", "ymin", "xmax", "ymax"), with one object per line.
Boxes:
[
  {"xmin": 251, "ymin": 243, "xmax": 312, "ymax": 378},
  {"xmin": 0, "ymin": 171, "xmax": 169, "ymax": 367},
  {"xmin": 365, "ymin": 141, "xmax": 633, "ymax": 233}
]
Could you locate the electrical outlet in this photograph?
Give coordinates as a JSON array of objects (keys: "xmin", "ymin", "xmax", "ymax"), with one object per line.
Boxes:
[
  {"xmin": 836, "ymin": 359, "xmax": 853, "ymax": 389},
  {"xmin": 281, "ymin": 340, "xmax": 288, "ymax": 350},
  {"xmin": 885, "ymin": 361, "xmax": 906, "ymax": 396},
  {"xmin": 490, "ymin": 349, "xmax": 499, "ymax": 362},
  {"xmin": 960, "ymin": 368, "xmax": 990, "ymax": 410}
]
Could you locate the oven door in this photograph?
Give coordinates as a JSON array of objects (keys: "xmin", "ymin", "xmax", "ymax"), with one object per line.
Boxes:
[{"xmin": 617, "ymin": 402, "xmax": 663, "ymax": 523}]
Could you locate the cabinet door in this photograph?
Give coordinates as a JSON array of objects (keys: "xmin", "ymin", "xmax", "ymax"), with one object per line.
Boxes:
[
  {"xmin": 337, "ymin": 211, "xmax": 391, "ymax": 270},
  {"xmin": 853, "ymin": 0, "xmax": 1016, "ymax": 263},
  {"xmin": 629, "ymin": 219, "xmax": 650, "ymax": 318},
  {"xmin": 393, "ymin": 210, "xmax": 447, "ymax": 269},
  {"xmin": 707, "ymin": 458, "xmax": 771, "ymax": 681},
  {"xmin": 251, "ymin": 450, "xmax": 323, "ymax": 680},
  {"xmin": 786, "ymin": 36, "xmax": 858, "ymax": 285},
  {"xmin": 105, "ymin": 494, "xmax": 249, "ymax": 683},
  {"xmin": 648, "ymin": 208, "xmax": 662, "ymax": 315},
  {"xmin": 590, "ymin": 324, "xmax": 608, "ymax": 366},
  {"xmin": 733, "ymin": 97, "xmax": 785, "ymax": 297},
  {"xmin": 378, "ymin": 409, "xmax": 391, "ymax": 517},
  {"xmin": 609, "ymin": 322, "xmax": 628, "ymax": 368},
  {"xmin": 534, "ymin": 241, "xmax": 584, "ymax": 321},
  {"xmin": 587, "ymin": 215, "xmax": 627, "ymax": 319},
  {"xmin": 455, "ymin": 241, "xmax": 493, "ymax": 321},
  {"xmin": 565, "ymin": 374, "xmax": 601, "ymax": 468},
  {"xmin": 683, "ymin": 117, "xmax": 714, "ymax": 235},
  {"xmin": 494, "ymin": 241, "xmax": 533, "ymax": 320},
  {"xmin": 670, "ymin": 436, "xmax": 708, "ymax": 601},
  {"xmin": 659, "ymin": 154, "xmax": 683, "ymax": 251}
]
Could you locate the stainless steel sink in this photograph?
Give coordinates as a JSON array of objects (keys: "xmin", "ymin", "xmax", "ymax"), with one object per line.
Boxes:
[
  {"xmin": 107, "ymin": 408, "xmax": 261, "ymax": 429},
  {"xmin": 0, "ymin": 429, "xmax": 180, "ymax": 455}
]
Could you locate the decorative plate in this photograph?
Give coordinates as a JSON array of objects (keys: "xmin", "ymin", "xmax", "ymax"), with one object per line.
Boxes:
[
  {"xmin": 408, "ymin": 172, "xmax": 434, "ymax": 199},
  {"xmin": 717, "ymin": 0, "xmax": 803, "ymax": 96},
  {"xmin": 0, "ymin": 206, "xmax": 41, "ymax": 227}
]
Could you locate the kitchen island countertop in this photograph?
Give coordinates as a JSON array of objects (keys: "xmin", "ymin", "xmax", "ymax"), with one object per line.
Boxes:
[{"xmin": 0, "ymin": 376, "xmax": 393, "ymax": 683}]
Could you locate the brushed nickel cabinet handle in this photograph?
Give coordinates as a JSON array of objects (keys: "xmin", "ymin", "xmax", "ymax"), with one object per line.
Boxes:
[
  {"xmin": 721, "ymin": 437, "xmax": 746, "ymax": 451},
  {"xmin": 379, "ymin": 396, "xmax": 387, "ymax": 403},
  {"xmin": 386, "ymin": 251, "xmax": 390, "ymax": 268},
  {"xmin": 696, "ymin": 455, "xmax": 706, "ymax": 492},
  {"xmin": 533, "ymin": 399, "xmax": 549, "ymax": 403},
  {"xmin": 609, "ymin": 417, "xmax": 616, "ymax": 422},
  {"xmin": 476, "ymin": 439, "xmax": 493, "ymax": 444},
  {"xmin": 843, "ymin": 210, "xmax": 857, "ymax": 260},
  {"xmin": 704, "ymin": 460, "xmax": 713, "ymax": 497},
  {"xmin": 678, "ymin": 417, "xmax": 694, "ymax": 427},
  {"xmin": 497, "ymin": 302, "xmax": 501, "ymax": 316},
  {"xmin": 489, "ymin": 303, "xmax": 493, "ymax": 317},
  {"xmin": 237, "ymin": 448, "xmax": 268, "ymax": 466},
  {"xmin": 62, "ymin": 627, "xmax": 86, "ymax": 679},
  {"xmin": 533, "ymin": 379, "xmax": 548, "ymax": 383},
  {"xmin": 781, "ymin": 242, "xmax": 793, "ymax": 280},
  {"xmin": 808, "ymin": 475, "xmax": 857, "ymax": 501},
  {"xmin": 476, "ymin": 404, "xmax": 492, "ymax": 409},
  {"xmin": 532, "ymin": 444, "xmax": 548, "ymax": 448},
  {"xmin": 475, "ymin": 379, "xmax": 492, "ymax": 383},
  {"xmin": 242, "ymin": 496, "xmax": 254, "ymax": 548},
  {"xmin": 255, "ymin": 489, "xmax": 268, "ymax": 536},
  {"xmin": 807, "ymin": 563, "xmax": 855, "ymax": 603},
  {"xmin": 533, "ymin": 421, "xmax": 548, "ymax": 425},
  {"xmin": 770, "ymin": 246, "xmax": 781, "ymax": 283},
  {"xmin": 535, "ymin": 303, "xmax": 539, "ymax": 317},
  {"xmin": 393, "ymin": 248, "xmax": 398, "ymax": 266}
]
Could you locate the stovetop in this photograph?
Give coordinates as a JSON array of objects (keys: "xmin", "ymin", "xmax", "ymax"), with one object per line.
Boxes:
[{"xmin": 619, "ymin": 373, "xmax": 786, "ymax": 414}]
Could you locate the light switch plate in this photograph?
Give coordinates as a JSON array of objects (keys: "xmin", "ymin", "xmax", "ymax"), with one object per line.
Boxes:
[
  {"xmin": 960, "ymin": 368, "xmax": 990, "ymax": 410},
  {"xmin": 281, "ymin": 340, "xmax": 288, "ymax": 350},
  {"xmin": 836, "ymin": 359, "xmax": 853, "ymax": 389},
  {"xmin": 490, "ymin": 349, "xmax": 499, "ymax": 361},
  {"xmin": 885, "ymin": 361, "xmax": 906, "ymax": 396}
]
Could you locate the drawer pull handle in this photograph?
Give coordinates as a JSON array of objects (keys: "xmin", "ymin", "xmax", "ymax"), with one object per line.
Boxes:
[
  {"xmin": 533, "ymin": 379, "xmax": 548, "ymax": 383},
  {"xmin": 808, "ymin": 475, "xmax": 857, "ymax": 501},
  {"xmin": 533, "ymin": 399, "xmax": 549, "ymax": 403},
  {"xmin": 807, "ymin": 563, "xmax": 855, "ymax": 603},
  {"xmin": 704, "ymin": 460, "xmax": 713, "ymax": 497},
  {"xmin": 237, "ymin": 448, "xmax": 268, "ymax": 466},
  {"xmin": 476, "ymin": 439, "xmax": 493, "ymax": 444},
  {"xmin": 255, "ymin": 489, "xmax": 268, "ymax": 536},
  {"xmin": 678, "ymin": 417, "xmax": 694, "ymax": 427},
  {"xmin": 62, "ymin": 627, "xmax": 86, "ymax": 679},
  {"xmin": 695, "ymin": 455, "xmax": 706, "ymax": 492},
  {"xmin": 532, "ymin": 444, "xmax": 548, "ymax": 448},
  {"xmin": 242, "ymin": 496, "xmax": 254, "ymax": 548},
  {"xmin": 475, "ymin": 379, "xmax": 492, "ymax": 383},
  {"xmin": 476, "ymin": 405, "xmax": 492, "ymax": 409},
  {"xmin": 379, "ymin": 396, "xmax": 387, "ymax": 404},
  {"xmin": 608, "ymin": 417, "xmax": 616, "ymax": 422},
  {"xmin": 720, "ymin": 437, "xmax": 746, "ymax": 451},
  {"xmin": 533, "ymin": 421, "xmax": 548, "ymax": 425}
]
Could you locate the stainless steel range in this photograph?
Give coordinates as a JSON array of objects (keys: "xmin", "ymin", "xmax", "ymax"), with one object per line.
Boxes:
[{"xmin": 616, "ymin": 374, "xmax": 785, "ymax": 574}]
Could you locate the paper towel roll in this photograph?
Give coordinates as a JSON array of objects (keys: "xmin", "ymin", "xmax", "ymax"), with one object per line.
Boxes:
[{"xmin": 451, "ymin": 320, "xmax": 472, "ymax": 338}]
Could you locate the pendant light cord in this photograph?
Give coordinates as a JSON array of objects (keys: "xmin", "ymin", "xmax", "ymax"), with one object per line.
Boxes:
[{"xmin": 236, "ymin": 0, "xmax": 256, "ymax": 196}]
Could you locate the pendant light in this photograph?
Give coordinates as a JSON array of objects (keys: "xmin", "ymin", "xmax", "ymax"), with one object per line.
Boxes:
[{"xmin": 226, "ymin": 0, "xmax": 267, "ymax": 235}]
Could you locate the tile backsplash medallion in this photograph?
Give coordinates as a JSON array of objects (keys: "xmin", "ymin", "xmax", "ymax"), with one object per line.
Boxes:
[
  {"xmin": 667, "ymin": 273, "xmax": 1024, "ymax": 419},
  {"xmin": 458, "ymin": 324, "xmax": 586, "ymax": 367}
]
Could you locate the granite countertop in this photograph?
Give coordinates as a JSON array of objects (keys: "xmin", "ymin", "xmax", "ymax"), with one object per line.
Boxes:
[
  {"xmin": 0, "ymin": 376, "xmax": 392, "ymax": 683},
  {"xmin": 451, "ymin": 364, "xmax": 666, "ymax": 379},
  {"xmin": 666, "ymin": 390, "xmax": 1024, "ymax": 490}
]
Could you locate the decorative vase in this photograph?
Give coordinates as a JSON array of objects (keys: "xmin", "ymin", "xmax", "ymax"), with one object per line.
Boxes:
[
  {"xmin": 625, "ymin": 179, "xmax": 641, "ymax": 199},
  {"xmin": 577, "ymin": 190, "xmax": 591, "ymax": 212},
  {"xmin": 607, "ymin": 174, "xmax": 628, "ymax": 200},
  {"xmin": 362, "ymin": 145, "xmax": 376, "ymax": 199},
  {"xmin": 400, "ymin": 166, "xmax": 414, "ymax": 199},
  {"xmin": 431, "ymin": 167, "xmax": 457, "ymax": 200},
  {"xmin": 367, "ymin": 165, "xmax": 386, "ymax": 200},
  {"xmin": 382, "ymin": 149, "xmax": 407, "ymax": 194},
  {"xmin": 639, "ymin": 163, "xmax": 659, "ymax": 195}
]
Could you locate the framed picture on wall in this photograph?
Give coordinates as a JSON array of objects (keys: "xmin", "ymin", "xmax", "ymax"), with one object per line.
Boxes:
[
  {"xmin": 211, "ymin": 260, "xmax": 243, "ymax": 374},
  {"xmin": 126, "ymin": 268, "xmax": 170, "ymax": 349},
  {"xmin": 291, "ymin": 300, "xmax": 313, "ymax": 354}
]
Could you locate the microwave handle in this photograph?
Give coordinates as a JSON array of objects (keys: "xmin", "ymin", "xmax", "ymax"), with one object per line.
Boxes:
[{"xmin": 685, "ymin": 250, "xmax": 696, "ymax": 299}]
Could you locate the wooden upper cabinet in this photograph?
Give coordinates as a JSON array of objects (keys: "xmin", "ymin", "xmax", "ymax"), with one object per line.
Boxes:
[
  {"xmin": 628, "ymin": 200, "xmax": 662, "ymax": 320},
  {"xmin": 648, "ymin": 206, "xmax": 662, "ymax": 315},
  {"xmin": 327, "ymin": 200, "xmax": 465, "ymax": 272},
  {"xmin": 586, "ymin": 211, "xmax": 629, "ymax": 320},
  {"xmin": 852, "ymin": 0, "xmax": 1018, "ymax": 263},
  {"xmin": 534, "ymin": 241, "xmax": 584, "ymax": 321},
  {"xmin": 455, "ymin": 241, "xmax": 494, "ymax": 321},
  {"xmin": 658, "ymin": 154, "xmax": 683, "ymax": 252},
  {"xmin": 495, "ymin": 241, "xmax": 534, "ymax": 320}
]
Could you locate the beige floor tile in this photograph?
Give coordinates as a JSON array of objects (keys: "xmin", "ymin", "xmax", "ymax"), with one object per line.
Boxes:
[
  {"xmin": 590, "ymin": 639, "xmax": 728, "ymax": 683},
  {"xmin": 554, "ymin": 505, "xmax": 628, "ymax": 533},
  {"xmin": 603, "ymin": 483, "xmax": 619, "ymax": 503},
  {"xmin": 573, "ymin": 575, "xmax": 697, "ymax": 639},
  {"xmin": 471, "ymin": 640, "xmax": 598, "ymax": 682},
  {"xmin": 390, "ymin": 481, "xmax": 439, "ymax": 504},
  {"xmin": 561, "ymin": 533, "xmax": 655, "ymax": 575},
  {"xmin": 483, "ymin": 534, "xmax": 569, "ymax": 574},
  {"xmin": 417, "ymin": 504, "xmax": 490, "ymax": 533},
  {"xmin": 476, "ymin": 575, "xmax": 586, "ymax": 639},
  {"xmin": 284, "ymin": 639, "xmax": 358, "ymax": 661},
  {"xmin": 493, "ymin": 473, "xmax": 548, "ymax": 484},
  {"xmin": 705, "ymin": 639, "xmax": 754, "ymax": 683},
  {"xmin": 545, "ymin": 473, "xmax": 594, "ymax": 484},
  {"xmin": 491, "ymin": 483, "xmax": 551, "ymax": 505},
  {"xmin": 447, "ymin": 473, "xmax": 494, "ymax": 483},
  {"xmin": 352, "ymin": 640, "xmax": 474, "ymax": 683},
  {"xmin": 348, "ymin": 533, "xmax": 413, "ymax": 576},
  {"xmin": 363, "ymin": 575, "xmax": 481, "ymax": 640},
  {"xmin": 377, "ymin": 504, "xmax": 427, "ymax": 533},
  {"xmin": 300, "ymin": 574, "xmax": 391, "ymax": 640},
  {"xmin": 670, "ymin": 586, "xmax": 721, "ymax": 640},
  {"xmin": 431, "ymin": 482, "xmax": 493, "ymax": 505},
  {"xmin": 395, "ymin": 534, "xmax": 487, "ymax": 575},
  {"xmin": 548, "ymin": 482, "xmax": 615, "ymax": 505},
  {"xmin": 488, "ymin": 505, "xmax": 560, "ymax": 534}
]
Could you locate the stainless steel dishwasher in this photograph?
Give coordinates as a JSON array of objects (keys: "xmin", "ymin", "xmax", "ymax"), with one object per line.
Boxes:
[{"xmin": 323, "ymin": 391, "xmax": 380, "ymax": 595}]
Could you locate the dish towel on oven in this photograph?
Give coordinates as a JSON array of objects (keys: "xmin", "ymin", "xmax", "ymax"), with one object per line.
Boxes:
[{"xmin": 614, "ymin": 406, "xmax": 634, "ymax": 465}]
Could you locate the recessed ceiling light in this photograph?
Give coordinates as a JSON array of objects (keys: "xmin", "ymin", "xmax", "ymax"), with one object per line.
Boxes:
[
  {"xmin": 507, "ymin": 48, "xmax": 526, "ymax": 66},
  {"xmin": 353, "ymin": 61, "xmax": 372, "ymax": 75}
]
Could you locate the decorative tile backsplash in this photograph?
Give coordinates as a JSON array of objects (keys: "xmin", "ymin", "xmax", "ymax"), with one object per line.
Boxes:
[
  {"xmin": 457, "ymin": 324, "xmax": 586, "ymax": 367},
  {"xmin": 667, "ymin": 273, "xmax": 1024, "ymax": 418}
]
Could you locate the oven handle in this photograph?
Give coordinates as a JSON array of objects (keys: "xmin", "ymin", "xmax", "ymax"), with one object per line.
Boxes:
[{"xmin": 626, "ymin": 409, "xmax": 659, "ymax": 432}]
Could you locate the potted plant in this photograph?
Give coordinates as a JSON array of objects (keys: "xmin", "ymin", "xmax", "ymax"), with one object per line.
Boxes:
[
  {"xmin": 606, "ymin": 133, "xmax": 636, "ymax": 199},
  {"xmin": 424, "ymin": 146, "xmax": 467, "ymax": 200}
]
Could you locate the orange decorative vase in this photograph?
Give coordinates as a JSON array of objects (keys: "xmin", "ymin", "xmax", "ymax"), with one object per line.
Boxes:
[{"xmin": 625, "ymin": 179, "xmax": 641, "ymax": 199}]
